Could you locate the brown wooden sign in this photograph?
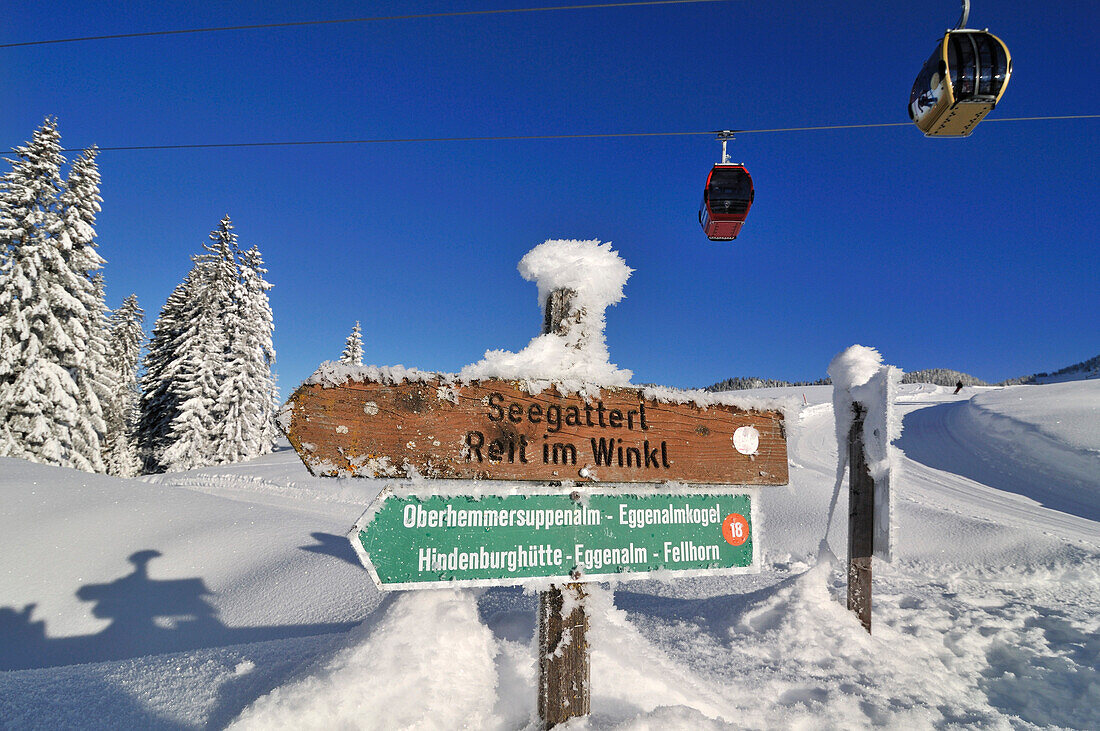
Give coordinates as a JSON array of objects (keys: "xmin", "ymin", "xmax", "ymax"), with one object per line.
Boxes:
[{"xmin": 284, "ymin": 376, "xmax": 787, "ymax": 485}]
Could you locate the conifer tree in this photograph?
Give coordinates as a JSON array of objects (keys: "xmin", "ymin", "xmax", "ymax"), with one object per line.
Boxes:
[
  {"xmin": 0, "ymin": 361, "xmax": 84, "ymax": 465},
  {"xmin": 0, "ymin": 118, "xmax": 101, "ymax": 469},
  {"xmin": 140, "ymin": 216, "xmax": 277, "ymax": 472},
  {"xmin": 207, "ymin": 222, "xmax": 277, "ymax": 463},
  {"xmin": 229, "ymin": 244, "xmax": 277, "ymax": 458},
  {"xmin": 159, "ymin": 219, "xmax": 237, "ymax": 471},
  {"xmin": 104, "ymin": 294, "xmax": 144, "ymax": 476},
  {"xmin": 60, "ymin": 150, "xmax": 109, "ymax": 472},
  {"xmin": 138, "ymin": 274, "xmax": 201, "ymax": 471},
  {"xmin": 340, "ymin": 321, "xmax": 364, "ymax": 366},
  {"xmin": 0, "ymin": 119, "xmax": 68, "ymax": 396}
]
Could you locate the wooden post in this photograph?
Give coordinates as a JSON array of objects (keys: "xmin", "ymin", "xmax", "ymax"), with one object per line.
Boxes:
[
  {"xmin": 847, "ymin": 402, "xmax": 873, "ymax": 634},
  {"xmin": 542, "ymin": 287, "xmax": 577, "ymax": 337},
  {"xmin": 538, "ymin": 287, "xmax": 590, "ymax": 728},
  {"xmin": 538, "ymin": 583, "xmax": 590, "ymax": 726}
]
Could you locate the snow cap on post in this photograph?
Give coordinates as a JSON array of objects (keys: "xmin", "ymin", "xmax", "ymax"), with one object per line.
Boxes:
[
  {"xmin": 460, "ymin": 239, "xmax": 633, "ymax": 395},
  {"xmin": 827, "ymin": 344, "xmax": 902, "ymax": 561},
  {"xmin": 828, "ymin": 345, "xmax": 885, "ymax": 396},
  {"xmin": 518, "ymin": 239, "xmax": 632, "ymax": 314},
  {"xmin": 828, "ymin": 345, "xmax": 903, "ymax": 478}
]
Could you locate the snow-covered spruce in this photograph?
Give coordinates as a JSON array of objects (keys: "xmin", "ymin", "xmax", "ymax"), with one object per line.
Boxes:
[
  {"xmin": 222, "ymin": 244, "xmax": 279, "ymax": 462},
  {"xmin": 60, "ymin": 149, "xmax": 110, "ymax": 473},
  {"xmin": 157, "ymin": 218, "xmax": 238, "ymax": 471},
  {"xmin": 0, "ymin": 119, "xmax": 107, "ymax": 471},
  {"xmin": 138, "ymin": 216, "xmax": 277, "ymax": 473},
  {"xmin": 103, "ymin": 294, "xmax": 144, "ymax": 476},
  {"xmin": 340, "ymin": 321, "xmax": 364, "ymax": 366},
  {"xmin": 138, "ymin": 270, "xmax": 203, "ymax": 470}
]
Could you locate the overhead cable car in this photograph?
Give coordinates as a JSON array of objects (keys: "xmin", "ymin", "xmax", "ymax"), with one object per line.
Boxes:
[
  {"xmin": 699, "ymin": 131, "xmax": 754, "ymax": 241},
  {"xmin": 908, "ymin": 0, "xmax": 1012, "ymax": 136}
]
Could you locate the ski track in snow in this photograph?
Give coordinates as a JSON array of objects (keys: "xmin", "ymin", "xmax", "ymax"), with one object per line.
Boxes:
[{"xmin": 2, "ymin": 383, "xmax": 1098, "ymax": 729}]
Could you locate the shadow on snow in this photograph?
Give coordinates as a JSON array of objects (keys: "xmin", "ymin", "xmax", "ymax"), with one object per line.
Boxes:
[
  {"xmin": 0, "ymin": 549, "xmax": 357, "ymax": 673},
  {"xmin": 297, "ymin": 531, "xmax": 362, "ymax": 568}
]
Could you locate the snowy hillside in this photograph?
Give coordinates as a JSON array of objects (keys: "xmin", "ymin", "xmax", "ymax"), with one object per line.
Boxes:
[
  {"xmin": 1030, "ymin": 354, "xmax": 1100, "ymax": 384},
  {"xmin": 707, "ymin": 354, "xmax": 1100, "ymax": 392},
  {"xmin": 2, "ymin": 381, "xmax": 1098, "ymax": 729}
]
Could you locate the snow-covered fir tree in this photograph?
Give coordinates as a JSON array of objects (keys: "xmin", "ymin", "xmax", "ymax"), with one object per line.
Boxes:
[
  {"xmin": 104, "ymin": 294, "xmax": 144, "ymax": 476},
  {"xmin": 0, "ymin": 119, "xmax": 70, "ymax": 460},
  {"xmin": 237, "ymin": 245, "xmax": 278, "ymax": 454},
  {"xmin": 137, "ymin": 273, "xmax": 202, "ymax": 471},
  {"xmin": 216, "ymin": 243, "xmax": 278, "ymax": 463},
  {"xmin": 0, "ymin": 118, "xmax": 107, "ymax": 471},
  {"xmin": 340, "ymin": 321, "xmax": 363, "ymax": 365},
  {"xmin": 158, "ymin": 218, "xmax": 238, "ymax": 471},
  {"xmin": 59, "ymin": 150, "xmax": 109, "ymax": 472},
  {"xmin": 139, "ymin": 216, "xmax": 277, "ymax": 472}
]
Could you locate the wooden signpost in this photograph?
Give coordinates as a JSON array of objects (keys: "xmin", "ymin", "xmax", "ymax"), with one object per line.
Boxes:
[
  {"xmin": 284, "ymin": 377, "xmax": 788, "ymax": 485},
  {"xmin": 283, "ymin": 284, "xmax": 790, "ymax": 728}
]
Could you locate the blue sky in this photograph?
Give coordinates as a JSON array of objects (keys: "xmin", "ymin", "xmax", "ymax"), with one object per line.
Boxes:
[{"xmin": 3, "ymin": 0, "xmax": 1097, "ymax": 390}]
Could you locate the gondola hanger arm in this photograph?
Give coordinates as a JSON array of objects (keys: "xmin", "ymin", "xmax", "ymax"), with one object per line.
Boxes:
[
  {"xmin": 955, "ymin": 0, "xmax": 970, "ymax": 30},
  {"xmin": 714, "ymin": 130, "xmax": 736, "ymax": 164}
]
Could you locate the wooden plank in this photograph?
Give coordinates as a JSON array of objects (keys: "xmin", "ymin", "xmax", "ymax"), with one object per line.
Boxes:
[{"xmin": 284, "ymin": 378, "xmax": 788, "ymax": 485}]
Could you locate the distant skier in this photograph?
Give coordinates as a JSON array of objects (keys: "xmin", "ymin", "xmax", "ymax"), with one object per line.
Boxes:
[{"xmin": 954, "ymin": 380, "xmax": 964, "ymax": 395}]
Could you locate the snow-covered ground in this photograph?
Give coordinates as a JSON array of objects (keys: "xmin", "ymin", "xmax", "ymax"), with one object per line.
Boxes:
[{"xmin": 2, "ymin": 381, "xmax": 1097, "ymax": 729}]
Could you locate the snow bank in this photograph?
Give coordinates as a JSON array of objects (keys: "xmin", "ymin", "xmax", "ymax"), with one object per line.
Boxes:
[
  {"xmin": 0, "ymin": 456, "xmax": 377, "ymax": 657},
  {"xmin": 584, "ymin": 586, "xmax": 734, "ymax": 723},
  {"xmin": 960, "ymin": 382, "xmax": 1100, "ymax": 499},
  {"xmin": 231, "ymin": 591, "xmax": 499, "ymax": 730},
  {"xmin": 826, "ymin": 345, "xmax": 902, "ymax": 561},
  {"xmin": 232, "ymin": 582, "xmax": 743, "ymax": 729},
  {"xmin": 967, "ymin": 380, "xmax": 1100, "ymax": 455},
  {"xmin": 583, "ymin": 706, "xmax": 737, "ymax": 730},
  {"xmin": 935, "ymin": 381, "xmax": 1100, "ymax": 519}
]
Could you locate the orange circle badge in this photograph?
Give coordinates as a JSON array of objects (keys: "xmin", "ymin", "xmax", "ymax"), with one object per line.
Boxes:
[{"xmin": 721, "ymin": 513, "xmax": 749, "ymax": 546}]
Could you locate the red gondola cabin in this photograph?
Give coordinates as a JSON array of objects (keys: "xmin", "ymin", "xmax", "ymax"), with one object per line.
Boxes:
[{"xmin": 699, "ymin": 164, "xmax": 754, "ymax": 240}]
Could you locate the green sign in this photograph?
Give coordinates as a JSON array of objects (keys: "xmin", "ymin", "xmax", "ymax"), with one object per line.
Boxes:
[{"xmin": 348, "ymin": 488, "xmax": 758, "ymax": 589}]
